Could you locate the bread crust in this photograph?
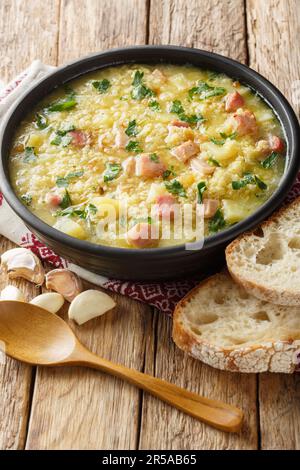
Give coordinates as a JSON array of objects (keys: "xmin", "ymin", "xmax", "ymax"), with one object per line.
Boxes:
[
  {"xmin": 226, "ymin": 196, "xmax": 300, "ymax": 306},
  {"xmin": 172, "ymin": 274, "xmax": 300, "ymax": 373}
]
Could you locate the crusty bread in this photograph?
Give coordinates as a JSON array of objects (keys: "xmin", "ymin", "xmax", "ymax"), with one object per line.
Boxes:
[
  {"xmin": 173, "ymin": 272, "xmax": 300, "ymax": 373},
  {"xmin": 226, "ymin": 196, "xmax": 300, "ymax": 306}
]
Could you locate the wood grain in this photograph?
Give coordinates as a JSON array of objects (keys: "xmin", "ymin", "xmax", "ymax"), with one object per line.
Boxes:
[
  {"xmin": 0, "ymin": 0, "xmax": 60, "ymax": 83},
  {"xmin": 25, "ymin": 0, "xmax": 152, "ymax": 450},
  {"xmin": 247, "ymin": 0, "xmax": 300, "ymax": 450},
  {"xmin": 0, "ymin": 239, "xmax": 41, "ymax": 449},
  {"xmin": 149, "ymin": 0, "xmax": 247, "ymax": 63},
  {"xmin": 58, "ymin": 0, "xmax": 148, "ymax": 64},
  {"xmin": 138, "ymin": 0, "xmax": 257, "ymax": 450}
]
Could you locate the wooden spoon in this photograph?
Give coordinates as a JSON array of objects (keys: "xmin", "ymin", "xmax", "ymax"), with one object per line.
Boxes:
[{"xmin": 0, "ymin": 301, "xmax": 243, "ymax": 432}]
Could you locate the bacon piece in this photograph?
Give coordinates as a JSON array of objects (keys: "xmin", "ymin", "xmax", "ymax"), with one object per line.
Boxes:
[
  {"xmin": 155, "ymin": 194, "xmax": 177, "ymax": 220},
  {"xmin": 202, "ymin": 199, "xmax": 219, "ymax": 219},
  {"xmin": 268, "ymin": 135, "xmax": 285, "ymax": 153},
  {"xmin": 45, "ymin": 192, "xmax": 62, "ymax": 208},
  {"xmin": 225, "ymin": 91, "xmax": 245, "ymax": 112},
  {"xmin": 122, "ymin": 156, "xmax": 136, "ymax": 176},
  {"xmin": 172, "ymin": 140, "xmax": 200, "ymax": 163},
  {"xmin": 170, "ymin": 120, "xmax": 190, "ymax": 128},
  {"xmin": 232, "ymin": 110, "xmax": 258, "ymax": 136},
  {"xmin": 126, "ymin": 222, "xmax": 159, "ymax": 248},
  {"xmin": 135, "ymin": 154, "xmax": 166, "ymax": 178},
  {"xmin": 190, "ymin": 158, "xmax": 215, "ymax": 176},
  {"xmin": 69, "ymin": 130, "xmax": 89, "ymax": 147}
]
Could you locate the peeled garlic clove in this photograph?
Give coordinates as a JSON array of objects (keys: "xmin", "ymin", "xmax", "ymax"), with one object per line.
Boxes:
[
  {"xmin": 30, "ymin": 293, "xmax": 65, "ymax": 314},
  {"xmin": 45, "ymin": 269, "xmax": 83, "ymax": 302},
  {"xmin": 0, "ymin": 285, "xmax": 25, "ymax": 302},
  {"xmin": 68, "ymin": 290, "xmax": 116, "ymax": 325},
  {"xmin": 1, "ymin": 248, "xmax": 44, "ymax": 285}
]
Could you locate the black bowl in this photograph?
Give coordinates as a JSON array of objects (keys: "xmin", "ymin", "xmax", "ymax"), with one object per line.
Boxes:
[{"xmin": 1, "ymin": 46, "xmax": 299, "ymax": 281}]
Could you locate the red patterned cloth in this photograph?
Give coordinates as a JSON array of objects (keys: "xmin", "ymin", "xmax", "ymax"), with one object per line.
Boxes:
[{"xmin": 0, "ymin": 62, "xmax": 299, "ymax": 316}]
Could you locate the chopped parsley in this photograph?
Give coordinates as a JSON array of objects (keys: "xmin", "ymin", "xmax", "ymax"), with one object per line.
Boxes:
[
  {"xmin": 210, "ymin": 132, "xmax": 237, "ymax": 146},
  {"xmin": 47, "ymin": 98, "xmax": 76, "ymax": 112},
  {"xmin": 51, "ymin": 123, "xmax": 75, "ymax": 147},
  {"xmin": 149, "ymin": 153, "xmax": 159, "ymax": 162},
  {"xmin": 35, "ymin": 113, "xmax": 48, "ymax": 130},
  {"xmin": 163, "ymin": 166, "xmax": 176, "ymax": 180},
  {"xmin": 21, "ymin": 194, "xmax": 32, "ymax": 206},
  {"xmin": 103, "ymin": 162, "xmax": 121, "ymax": 182},
  {"xmin": 23, "ymin": 147, "xmax": 37, "ymax": 163},
  {"xmin": 209, "ymin": 209, "xmax": 226, "ymax": 233},
  {"xmin": 170, "ymin": 100, "xmax": 205, "ymax": 125},
  {"xmin": 56, "ymin": 170, "xmax": 84, "ymax": 188},
  {"xmin": 148, "ymin": 100, "xmax": 160, "ymax": 111},
  {"xmin": 132, "ymin": 216, "xmax": 152, "ymax": 226},
  {"xmin": 92, "ymin": 79, "xmax": 111, "ymax": 93},
  {"xmin": 197, "ymin": 182, "xmax": 207, "ymax": 204},
  {"xmin": 208, "ymin": 156, "xmax": 221, "ymax": 167},
  {"xmin": 125, "ymin": 140, "xmax": 143, "ymax": 153},
  {"xmin": 188, "ymin": 81, "xmax": 226, "ymax": 100},
  {"xmin": 56, "ymin": 203, "xmax": 97, "ymax": 220},
  {"xmin": 261, "ymin": 151, "xmax": 280, "ymax": 169},
  {"xmin": 59, "ymin": 189, "xmax": 72, "ymax": 209},
  {"xmin": 232, "ymin": 173, "xmax": 267, "ymax": 191},
  {"xmin": 125, "ymin": 120, "xmax": 138, "ymax": 137},
  {"xmin": 131, "ymin": 70, "xmax": 155, "ymax": 100},
  {"xmin": 164, "ymin": 179, "xmax": 187, "ymax": 198}
]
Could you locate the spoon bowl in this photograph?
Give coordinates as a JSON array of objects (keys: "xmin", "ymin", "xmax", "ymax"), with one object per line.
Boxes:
[
  {"xmin": 0, "ymin": 301, "xmax": 76, "ymax": 364},
  {"xmin": 0, "ymin": 300, "xmax": 244, "ymax": 432}
]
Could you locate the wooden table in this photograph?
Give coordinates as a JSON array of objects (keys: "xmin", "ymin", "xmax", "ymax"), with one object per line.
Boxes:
[{"xmin": 0, "ymin": 0, "xmax": 299, "ymax": 451}]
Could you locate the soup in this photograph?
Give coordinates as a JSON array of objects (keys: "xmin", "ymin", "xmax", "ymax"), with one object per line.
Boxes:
[{"xmin": 9, "ymin": 64, "xmax": 285, "ymax": 248}]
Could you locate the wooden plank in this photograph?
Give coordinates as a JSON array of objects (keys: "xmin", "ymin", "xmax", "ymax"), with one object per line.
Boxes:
[
  {"xmin": 139, "ymin": 312, "xmax": 257, "ymax": 449},
  {"xmin": 26, "ymin": 0, "xmax": 151, "ymax": 450},
  {"xmin": 0, "ymin": 0, "xmax": 60, "ymax": 449},
  {"xmin": 149, "ymin": 0, "xmax": 247, "ymax": 63},
  {"xmin": 0, "ymin": 238, "xmax": 41, "ymax": 449},
  {"xmin": 139, "ymin": 0, "xmax": 258, "ymax": 449},
  {"xmin": 0, "ymin": 0, "xmax": 60, "ymax": 83},
  {"xmin": 58, "ymin": 0, "xmax": 148, "ymax": 64},
  {"xmin": 247, "ymin": 0, "xmax": 300, "ymax": 450}
]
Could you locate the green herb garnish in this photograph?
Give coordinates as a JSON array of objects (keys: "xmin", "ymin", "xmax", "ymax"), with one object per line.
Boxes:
[
  {"xmin": 261, "ymin": 151, "xmax": 280, "ymax": 169},
  {"xmin": 162, "ymin": 166, "xmax": 176, "ymax": 180},
  {"xmin": 164, "ymin": 179, "xmax": 187, "ymax": 198},
  {"xmin": 149, "ymin": 153, "xmax": 159, "ymax": 162},
  {"xmin": 170, "ymin": 100, "xmax": 185, "ymax": 114},
  {"xmin": 197, "ymin": 182, "xmax": 207, "ymax": 204},
  {"xmin": 23, "ymin": 147, "xmax": 37, "ymax": 163},
  {"xmin": 209, "ymin": 208, "xmax": 226, "ymax": 233},
  {"xmin": 56, "ymin": 203, "xmax": 97, "ymax": 220},
  {"xmin": 170, "ymin": 100, "xmax": 204, "ymax": 125},
  {"xmin": 148, "ymin": 100, "xmax": 160, "ymax": 110},
  {"xmin": 56, "ymin": 170, "xmax": 84, "ymax": 188},
  {"xmin": 47, "ymin": 98, "xmax": 77, "ymax": 112},
  {"xmin": 59, "ymin": 190, "xmax": 72, "ymax": 209},
  {"xmin": 125, "ymin": 120, "xmax": 138, "ymax": 137},
  {"xmin": 103, "ymin": 163, "xmax": 121, "ymax": 182},
  {"xmin": 210, "ymin": 132, "xmax": 237, "ymax": 146},
  {"xmin": 125, "ymin": 140, "xmax": 143, "ymax": 153},
  {"xmin": 21, "ymin": 194, "xmax": 32, "ymax": 206},
  {"xmin": 210, "ymin": 137, "xmax": 226, "ymax": 146},
  {"xmin": 208, "ymin": 156, "xmax": 221, "ymax": 167},
  {"xmin": 188, "ymin": 81, "xmax": 226, "ymax": 100},
  {"xmin": 35, "ymin": 113, "xmax": 48, "ymax": 130},
  {"xmin": 232, "ymin": 173, "xmax": 267, "ymax": 191},
  {"xmin": 92, "ymin": 79, "xmax": 111, "ymax": 93},
  {"xmin": 51, "ymin": 123, "xmax": 75, "ymax": 147},
  {"xmin": 131, "ymin": 70, "xmax": 155, "ymax": 100}
]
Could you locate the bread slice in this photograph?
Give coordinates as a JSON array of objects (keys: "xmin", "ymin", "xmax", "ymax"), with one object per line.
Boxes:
[
  {"xmin": 226, "ymin": 196, "xmax": 300, "ymax": 306},
  {"xmin": 173, "ymin": 272, "xmax": 300, "ymax": 373}
]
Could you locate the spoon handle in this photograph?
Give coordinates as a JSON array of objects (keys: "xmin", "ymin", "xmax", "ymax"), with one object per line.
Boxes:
[{"xmin": 70, "ymin": 347, "xmax": 243, "ymax": 433}]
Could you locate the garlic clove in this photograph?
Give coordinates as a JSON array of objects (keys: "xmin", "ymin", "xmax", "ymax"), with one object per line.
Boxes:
[
  {"xmin": 68, "ymin": 290, "xmax": 116, "ymax": 325},
  {"xmin": 1, "ymin": 248, "xmax": 44, "ymax": 285},
  {"xmin": 45, "ymin": 269, "xmax": 83, "ymax": 302},
  {"xmin": 30, "ymin": 293, "xmax": 65, "ymax": 314},
  {"xmin": 0, "ymin": 285, "xmax": 25, "ymax": 302}
]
